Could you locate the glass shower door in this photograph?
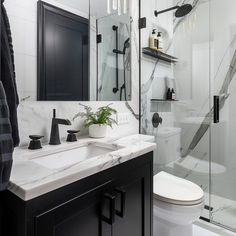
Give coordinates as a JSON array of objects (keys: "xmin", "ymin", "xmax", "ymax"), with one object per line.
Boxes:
[
  {"xmin": 140, "ymin": 0, "xmax": 211, "ymax": 221},
  {"xmin": 210, "ymin": 0, "xmax": 236, "ymax": 231}
]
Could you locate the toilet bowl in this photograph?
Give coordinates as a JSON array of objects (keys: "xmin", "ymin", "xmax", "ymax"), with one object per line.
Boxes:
[{"xmin": 153, "ymin": 171, "xmax": 204, "ymax": 236}]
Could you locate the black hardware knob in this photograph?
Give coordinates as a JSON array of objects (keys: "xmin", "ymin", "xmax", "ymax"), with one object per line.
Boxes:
[
  {"xmin": 66, "ymin": 130, "xmax": 80, "ymax": 142},
  {"xmin": 28, "ymin": 135, "xmax": 44, "ymax": 150}
]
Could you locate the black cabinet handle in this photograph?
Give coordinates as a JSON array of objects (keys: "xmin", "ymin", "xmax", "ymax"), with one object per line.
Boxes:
[
  {"xmin": 114, "ymin": 188, "xmax": 126, "ymax": 218},
  {"xmin": 101, "ymin": 193, "xmax": 116, "ymax": 225},
  {"xmin": 214, "ymin": 96, "xmax": 220, "ymax": 123}
]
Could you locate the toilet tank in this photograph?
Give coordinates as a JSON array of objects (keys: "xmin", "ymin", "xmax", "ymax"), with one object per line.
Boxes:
[{"xmin": 156, "ymin": 127, "xmax": 181, "ymax": 165}]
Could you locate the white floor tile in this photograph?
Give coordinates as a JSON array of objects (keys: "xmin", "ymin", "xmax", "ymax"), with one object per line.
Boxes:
[
  {"xmin": 193, "ymin": 224, "xmax": 220, "ymax": 236},
  {"xmin": 194, "ymin": 220, "xmax": 236, "ymax": 236}
]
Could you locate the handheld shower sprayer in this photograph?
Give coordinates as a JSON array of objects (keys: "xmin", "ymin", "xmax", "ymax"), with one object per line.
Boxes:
[{"xmin": 113, "ymin": 38, "xmax": 130, "ymax": 55}]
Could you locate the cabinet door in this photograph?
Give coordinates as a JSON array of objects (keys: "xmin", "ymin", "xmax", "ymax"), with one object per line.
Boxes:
[
  {"xmin": 113, "ymin": 162, "xmax": 153, "ymax": 236},
  {"xmin": 35, "ymin": 181, "xmax": 113, "ymax": 236}
]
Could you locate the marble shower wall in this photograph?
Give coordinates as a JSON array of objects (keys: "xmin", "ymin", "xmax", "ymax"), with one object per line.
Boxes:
[
  {"xmin": 140, "ymin": 0, "xmax": 175, "ymax": 136},
  {"xmin": 4, "ymin": 0, "xmax": 140, "ymax": 146},
  {"xmin": 141, "ymin": 0, "xmax": 236, "ymax": 226},
  {"xmin": 140, "ymin": 0, "xmax": 211, "ymax": 190},
  {"xmin": 97, "ymin": 13, "xmax": 131, "ymax": 101}
]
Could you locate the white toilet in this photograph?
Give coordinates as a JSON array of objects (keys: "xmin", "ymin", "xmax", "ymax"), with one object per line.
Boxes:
[
  {"xmin": 153, "ymin": 127, "xmax": 204, "ymax": 236},
  {"xmin": 153, "ymin": 127, "xmax": 182, "ymax": 174}
]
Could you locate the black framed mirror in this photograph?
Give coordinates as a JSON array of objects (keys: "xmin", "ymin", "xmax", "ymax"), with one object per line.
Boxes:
[{"xmin": 4, "ymin": 0, "xmax": 132, "ymax": 102}]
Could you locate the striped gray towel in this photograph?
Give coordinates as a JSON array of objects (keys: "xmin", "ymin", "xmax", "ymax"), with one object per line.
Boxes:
[{"xmin": 0, "ymin": 81, "xmax": 13, "ymax": 191}]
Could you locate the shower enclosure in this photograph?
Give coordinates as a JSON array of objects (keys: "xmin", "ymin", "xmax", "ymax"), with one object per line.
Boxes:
[
  {"xmin": 140, "ymin": 0, "xmax": 236, "ymax": 232},
  {"xmin": 96, "ymin": 13, "xmax": 131, "ymax": 101}
]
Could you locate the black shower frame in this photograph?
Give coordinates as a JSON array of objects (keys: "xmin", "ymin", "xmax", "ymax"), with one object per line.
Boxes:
[{"xmin": 138, "ymin": 0, "xmax": 142, "ymax": 133}]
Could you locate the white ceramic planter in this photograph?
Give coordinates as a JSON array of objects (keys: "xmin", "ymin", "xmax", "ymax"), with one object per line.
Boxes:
[{"xmin": 89, "ymin": 124, "xmax": 107, "ymax": 138}]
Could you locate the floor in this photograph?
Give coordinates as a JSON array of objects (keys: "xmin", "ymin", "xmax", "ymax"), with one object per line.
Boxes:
[{"xmin": 193, "ymin": 220, "xmax": 236, "ymax": 236}]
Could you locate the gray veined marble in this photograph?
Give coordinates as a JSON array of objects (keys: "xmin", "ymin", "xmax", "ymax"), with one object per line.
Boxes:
[
  {"xmin": 182, "ymin": 152, "xmax": 208, "ymax": 179},
  {"xmin": 10, "ymin": 134, "xmax": 156, "ymax": 201},
  {"xmin": 182, "ymin": 48, "xmax": 236, "ymax": 157},
  {"xmin": 125, "ymin": 101, "xmax": 139, "ymax": 120},
  {"xmin": 141, "ymin": 0, "xmax": 201, "ymax": 97},
  {"xmin": 213, "ymin": 34, "xmax": 236, "ymax": 82}
]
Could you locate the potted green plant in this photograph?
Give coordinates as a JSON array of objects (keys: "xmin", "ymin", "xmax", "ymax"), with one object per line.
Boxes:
[{"xmin": 73, "ymin": 104, "xmax": 117, "ymax": 138}]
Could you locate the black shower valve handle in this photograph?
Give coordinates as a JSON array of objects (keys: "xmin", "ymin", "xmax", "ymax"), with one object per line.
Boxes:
[{"xmin": 152, "ymin": 113, "xmax": 162, "ymax": 128}]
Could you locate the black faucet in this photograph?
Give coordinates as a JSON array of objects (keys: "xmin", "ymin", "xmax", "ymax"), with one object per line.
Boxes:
[{"xmin": 49, "ymin": 109, "xmax": 71, "ymax": 145}]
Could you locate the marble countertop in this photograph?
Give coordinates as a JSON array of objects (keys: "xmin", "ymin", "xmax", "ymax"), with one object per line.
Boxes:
[{"xmin": 9, "ymin": 134, "xmax": 156, "ymax": 201}]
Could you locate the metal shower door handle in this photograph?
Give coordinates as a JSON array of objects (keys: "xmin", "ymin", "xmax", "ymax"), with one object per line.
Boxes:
[{"xmin": 213, "ymin": 96, "xmax": 220, "ymax": 123}]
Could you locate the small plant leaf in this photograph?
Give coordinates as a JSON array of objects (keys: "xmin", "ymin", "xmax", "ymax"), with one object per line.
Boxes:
[{"xmin": 73, "ymin": 104, "xmax": 117, "ymax": 128}]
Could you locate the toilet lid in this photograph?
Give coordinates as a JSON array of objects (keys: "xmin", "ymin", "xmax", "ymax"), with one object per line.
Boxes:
[{"xmin": 153, "ymin": 172, "xmax": 204, "ymax": 206}]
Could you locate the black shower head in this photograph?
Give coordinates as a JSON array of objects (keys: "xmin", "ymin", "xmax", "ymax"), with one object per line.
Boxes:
[
  {"xmin": 175, "ymin": 4, "xmax": 192, "ymax": 17},
  {"xmin": 154, "ymin": 4, "xmax": 192, "ymax": 18}
]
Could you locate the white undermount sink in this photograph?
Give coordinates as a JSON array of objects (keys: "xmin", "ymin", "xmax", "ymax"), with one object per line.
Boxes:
[{"xmin": 31, "ymin": 143, "xmax": 120, "ymax": 170}]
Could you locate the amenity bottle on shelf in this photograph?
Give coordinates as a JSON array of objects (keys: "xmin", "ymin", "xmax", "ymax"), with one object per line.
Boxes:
[
  {"xmin": 149, "ymin": 29, "xmax": 158, "ymax": 50},
  {"xmin": 157, "ymin": 32, "xmax": 163, "ymax": 52},
  {"xmin": 167, "ymin": 88, "xmax": 171, "ymax": 100},
  {"xmin": 171, "ymin": 89, "xmax": 176, "ymax": 100}
]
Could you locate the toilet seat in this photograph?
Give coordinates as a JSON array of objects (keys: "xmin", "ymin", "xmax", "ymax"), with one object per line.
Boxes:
[{"xmin": 153, "ymin": 171, "xmax": 204, "ymax": 206}]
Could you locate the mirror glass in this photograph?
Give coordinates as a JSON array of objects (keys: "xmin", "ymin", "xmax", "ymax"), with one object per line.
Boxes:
[
  {"xmin": 4, "ymin": 0, "xmax": 131, "ymax": 101},
  {"xmin": 90, "ymin": 0, "xmax": 131, "ymax": 101}
]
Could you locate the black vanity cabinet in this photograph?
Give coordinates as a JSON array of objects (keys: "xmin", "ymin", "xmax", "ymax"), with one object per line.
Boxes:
[
  {"xmin": 35, "ymin": 181, "xmax": 112, "ymax": 236},
  {"xmin": 1, "ymin": 152, "xmax": 153, "ymax": 236}
]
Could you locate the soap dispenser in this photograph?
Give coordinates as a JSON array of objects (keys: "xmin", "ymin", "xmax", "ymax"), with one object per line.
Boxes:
[
  {"xmin": 149, "ymin": 29, "xmax": 158, "ymax": 50},
  {"xmin": 157, "ymin": 32, "xmax": 163, "ymax": 52}
]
